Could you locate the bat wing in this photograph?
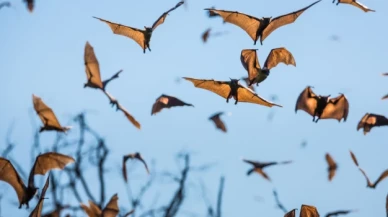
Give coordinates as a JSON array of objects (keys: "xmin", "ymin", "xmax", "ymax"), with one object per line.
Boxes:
[
  {"xmin": 124, "ymin": 210, "xmax": 135, "ymax": 217},
  {"xmin": 237, "ymin": 84, "xmax": 282, "ymax": 107},
  {"xmin": 325, "ymin": 153, "xmax": 336, "ymax": 168},
  {"xmin": 210, "ymin": 114, "xmax": 227, "ymax": 132},
  {"xmin": 152, "ymin": 1, "xmax": 184, "ymax": 30},
  {"xmin": 122, "ymin": 156, "xmax": 129, "ymax": 182},
  {"xmin": 151, "ymin": 94, "xmax": 193, "ymax": 115},
  {"xmin": 284, "ymin": 209, "xmax": 296, "ymax": 217},
  {"xmin": 204, "ymin": 8, "xmax": 261, "ymax": 41},
  {"xmin": 240, "ymin": 49, "xmax": 261, "ymax": 82},
  {"xmin": 81, "ymin": 201, "xmax": 102, "ymax": 217},
  {"xmin": 261, "ymin": 0, "xmax": 321, "ymax": 43},
  {"xmin": 102, "ymin": 194, "xmax": 119, "ymax": 217},
  {"xmin": 320, "ymin": 94, "xmax": 349, "ymax": 121},
  {"xmin": 382, "ymin": 94, "xmax": 388, "ymax": 100},
  {"xmin": 295, "ymin": 86, "xmax": 318, "ymax": 117},
  {"xmin": 84, "ymin": 42, "xmax": 103, "ymax": 89},
  {"xmin": 263, "ymin": 47, "xmax": 296, "ymax": 70},
  {"xmin": 349, "ymin": 150, "xmax": 359, "ymax": 167},
  {"xmin": 241, "ymin": 77, "xmax": 255, "ymax": 91},
  {"xmin": 341, "ymin": 0, "xmax": 375, "ymax": 12},
  {"xmin": 183, "ymin": 77, "xmax": 231, "ymax": 99},
  {"xmin": 357, "ymin": 113, "xmax": 371, "ymax": 131},
  {"xmin": 117, "ymin": 102, "xmax": 141, "ymax": 130},
  {"xmin": 93, "ymin": 17, "xmax": 146, "ymax": 50},
  {"xmin": 29, "ymin": 174, "xmax": 50, "ymax": 217},
  {"xmin": 300, "ymin": 204, "xmax": 320, "ymax": 217},
  {"xmin": 373, "ymin": 169, "xmax": 388, "ymax": 188},
  {"xmin": 0, "ymin": 158, "xmax": 26, "ymax": 204},
  {"xmin": 137, "ymin": 155, "xmax": 150, "ymax": 175},
  {"xmin": 254, "ymin": 168, "xmax": 271, "ymax": 181},
  {"xmin": 201, "ymin": 28, "xmax": 211, "ymax": 43},
  {"xmin": 32, "ymin": 94, "xmax": 62, "ymax": 129},
  {"xmin": 358, "ymin": 167, "xmax": 373, "ymax": 187}
]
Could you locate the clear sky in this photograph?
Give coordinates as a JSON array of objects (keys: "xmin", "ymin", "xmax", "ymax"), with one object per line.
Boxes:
[{"xmin": 0, "ymin": 0, "xmax": 387, "ymax": 216}]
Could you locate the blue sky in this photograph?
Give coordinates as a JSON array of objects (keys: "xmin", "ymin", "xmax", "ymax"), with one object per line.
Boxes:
[{"xmin": 0, "ymin": 0, "xmax": 387, "ymax": 216}]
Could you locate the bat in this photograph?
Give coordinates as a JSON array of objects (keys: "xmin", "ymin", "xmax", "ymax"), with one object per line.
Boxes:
[
  {"xmin": 81, "ymin": 194, "xmax": 119, "ymax": 217},
  {"xmin": 93, "ymin": 1, "xmax": 184, "ymax": 53},
  {"xmin": 151, "ymin": 94, "xmax": 194, "ymax": 115},
  {"xmin": 241, "ymin": 77, "xmax": 255, "ymax": 91},
  {"xmin": 182, "ymin": 77, "xmax": 282, "ymax": 107},
  {"xmin": 242, "ymin": 158, "xmax": 292, "ymax": 181},
  {"xmin": 0, "ymin": 1, "xmax": 10, "ymax": 10},
  {"xmin": 332, "ymin": 0, "xmax": 375, "ymax": 12},
  {"xmin": 80, "ymin": 200, "xmax": 102, "ymax": 217},
  {"xmin": 325, "ymin": 210, "xmax": 357, "ymax": 217},
  {"xmin": 349, "ymin": 150, "xmax": 359, "ymax": 167},
  {"xmin": 284, "ymin": 209, "xmax": 297, "ymax": 217},
  {"xmin": 240, "ymin": 48, "xmax": 296, "ymax": 86},
  {"xmin": 102, "ymin": 90, "xmax": 141, "ymax": 129},
  {"xmin": 300, "ymin": 204, "xmax": 320, "ymax": 217},
  {"xmin": 24, "ymin": 0, "xmax": 33, "ymax": 12},
  {"xmin": 32, "ymin": 94, "xmax": 72, "ymax": 133},
  {"xmin": 295, "ymin": 86, "xmax": 349, "ymax": 123},
  {"xmin": 122, "ymin": 152, "xmax": 150, "ymax": 182},
  {"xmin": 0, "ymin": 152, "xmax": 75, "ymax": 208},
  {"xmin": 204, "ymin": 0, "xmax": 321, "ymax": 45},
  {"xmin": 201, "ymin": 28, "xmax": 228, "ymax": 43},
  {"xmin": 325, "ymin": 153, "xmax": 338, "ymax": 181},
  {"xmin": 84, "ymin": 42, "xmax": 123, "ymax": 91},
  {"xmin": 273, "ymin": 189, "xmax": 287, "ymax": 213},
  {"xmin": 207, "ymin": 6, "xmax": 220, "ymax": 18},
  {"xmin": 209, "ymin": 112, "xmax": 227, "ymax": 133},
  {"xmin": 357, "ymin": 113, "xmax": 388, "ymax": 135},
  {"xmin": 29, "ymin": 173, "xmax": 50, "ymax": 217}
]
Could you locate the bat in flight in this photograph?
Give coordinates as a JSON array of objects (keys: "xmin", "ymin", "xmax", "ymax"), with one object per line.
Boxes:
[
  {"xmin": 81, "ymin": 193, "xmax": 119, "ymax": 217},
  {"xmin": 206, "ymin": 6, "xmax": 220, "ymax": 18},
  {"xmin": 273, "ymin": 189, "xmax": 287, "ymax": 213},
  {"xmin": 84, "ymin": 42, "xmax": 123, "ymax": 91},
  {"xmin": 332, "ymin": 0, "xmax": 375, "ymax": 12},
  {"xmin": 284, "ymin": 209, "xmax": 297, "ymax": 217},
  {"xmin": 240, "ymin": 48, "xmax": 296, "ymax": 86},
  {"xmin": 0, "ymin": 152, "xmax": 75, "ymax": 208},
  {"xmin": 204, "ymin": 0, "xmax": 321, "ymax": 45},
  {"xmin": 29, "ymin": 173, "xmax": 50, "ymax": 217},
  {"xmin": 241, "ymin": 77, "xmax": 255, "ymax": 91},
  {"xmin": 325, "ymin": 153, "xmax": 338, "ymax": 182},
  {"xmin": 94, "ymin": 1, "xmax": 184, "ymax": 53},
  {"xmin": 325, "ymin": 209, "xmax": 357, "ymax": 217},
  {"xmin": 32, "ymin": 94, "xmax": 72, "ymax": 133},
  {"xmin": 24, "ymin": 0, "xmax": 33, "ymax": 12},
  {"xmin": 201, "ymin": 28, "xmax": 228, "ymax": 43},
  {"xmin": 151, "ymin": 94, "xmax": 194, "ymax": 115},
  {"xmin": 182, "ymin": 77, "xmax": 282, "ymax": 107},
  {"xmin": 102, "ymin": 91, "xmax": 141, "ymax": 129},
  {"xmin": 122, "ymin": 152, "xmax": 150, "ymax": 182},
  {"xmin": 350, "ymin": 151, "xmax": 388, "ymax": 189},
  {"xmin": 242, "ymin": 158, "xmax": 292, "ymax": 181},
  {"xmin": 357, "ymin": 113, "xmax": 388, "ymax": 135},
  {"xmin": 300, "ymin": 204, "xmax": 320, "ymax": 217},
  {"xmin": 295, "ymin": 86, "xmax": 349, "ymax": 123},
  {"xmin": 209, "ymin": 112, "xmax": 227, "ymax": 133}
]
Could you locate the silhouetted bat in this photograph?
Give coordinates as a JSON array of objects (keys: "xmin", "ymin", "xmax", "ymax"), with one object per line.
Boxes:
[
  {"xmin": 0, "ymin": 1, "xmax": 10, "ymax": 10},
  {"xmin": 241, "ymin": 48, "xmax": 296, "ymax": 86},
  {"xmin": 84, "ymin": 42, "xmax": 123, "ymax": 91},
  {"xmin": 81, "ymin": 193, "xmax": 119, "ymax": 217},
  {"xmin": 94, "ymin": 1, "xmax": 184, "ymax": 53},
  {"xmin": 325, "ymin": 209, "xmax": 357, "ymax": 217},
  {"xmin": 295, "ymin": 86, "xmax": 349, "ymax": 123},
  {"xmin": 24, "ymin": 0, "xmax": 33, "ymax": 12},
  {"xmin": 300, "ymin": 204, "xmax": 320, "ymax": 217},
  {"xmin": 241, "ymin": 77, "xmax": 255, "ymax": 91},
  {"xmin": 284, "ymin": 209, "xmax": 296, "ymax": 217},
  {"xmin": 183, "ymin": 77, "xmax": 282, "ymax": 107},
  {"xmin": 204, "ymin": 0, "xmax": 321, "ymax": 45},
  {"xmin": 325, "ymin": 153, "xmax": 337, "ymax": 181},
  {"xmin": 0, "ymin": 152, "xmax": 74, "ymax": 208},
  {"xmin": 201, "ymin": 28, "xmax": 227, "ymax": 43},
  {"xmin": 122, "ymin": 152, "xmax": 150, "ymax": 182},
  {"xmin": 242, "ymin": 158, "xmax": 292, "ymax": 181},
  {"xmin": 32, "ymin": 94, "xmax": 72, "ymax": 133},
  {"xmin": 357, "ymin": 113, "xmax": 388, "ymax": 135},
  {"xmin": 29, "ymin": 173, "xmax": 50, "ymax": 217},
  {"xmin": 102, "ymin": 90, "xmax": 141, "ymax": 129},
  {"xmin": 151, "ymin": 94, "xmax": 194, "ymax": 115},
  {"xmin": 332, "ymin": 0, "xmax": 375, "ymax": 12},
  {"xmin": 209, "ymin": 112, "xmax": 227, "ymax": 133},
  {"xmin": 273, "ymin": 189, "xmax": 287, "ymax": 213}
]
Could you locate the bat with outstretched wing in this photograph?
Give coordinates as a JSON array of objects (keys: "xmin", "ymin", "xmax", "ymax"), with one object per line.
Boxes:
[
  {"xmin": 0, "ymin": 152, "xmax": 74, "ymax": 209},
  {"xmin": 295, "ymin": 86, "xmax": 349, "ymax": 123},
  {"xmin": 241, "ymin": 48, "xmax": 296, "ymax": 86},
  {"xmin": 242, "ymin": 158, "xmax": 292, "ymax": 181},
  {"xmin": 84, "ymin": 42, "xmax": 123, "ymax": 90},
  {"xmin": 182, "ymin": 77, "xmax": 282, "ymax": 107},
  {"xmin": 204, "ymin": 0, "xmax": 321, "ymax": 45},
  {"xmin": 357, "ymin": 113, "xmax": 388, "ymax": 135},
  {"xmin": 209, "ymin": 112, "xmax": 227, "ymax": 133},
  {"xmin": 300, "ymin": 204, "xmax": 320, "ymax": 217},
  {"xmin": 29, "ymin": 173, "xmax": 50, "ymax": 217},
  {"xmin": 122, "ymin": 152, "xmax": 150, "ymax": 182},
  {"xmin": 94, "ymin": 1, "xmax": 184, "ymax": 53},
  {"xmin": 101, "ymin": 194, "xmax": 119, "ymax": 217},
  {"xmin": 332, "ymin": 0, "xmax": 375, "ymax": 12},
  {"xmin": 325, "ymin": 209, "xmax": 357, "ymax": 217},
  {"xmin": 32, "ymin": 94, "xmax": 72, "ymax": 133},
  {"xmin": 325, "ymin": 153, "xmax": 338, "ymax": 181},
  {"xmin": 151, "ymin": 94, "xmax": 194, "ymax": 115}
]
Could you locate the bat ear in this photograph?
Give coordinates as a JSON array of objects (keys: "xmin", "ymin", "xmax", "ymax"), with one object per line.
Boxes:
[{"xmin": 229, "ymin": 77, "xmax": 232, "ymax": 81}]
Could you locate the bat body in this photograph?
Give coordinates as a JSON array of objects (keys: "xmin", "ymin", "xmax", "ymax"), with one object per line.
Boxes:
[
  {"xmin": 325, "ymin": 210, "xmax": 357, "ymax": 217},
  {"xmin": 204, "ymin": 0, "xmax": 321, "ymax": 45},
  {"xmin": 84, "ymin": 42, "xmax": 123, "ymax": 91},
  {"xmin": 94, "ymin": 1, "xmax": 184, "ymax": 53},
  {"xmin": 300, "ymin": 204, "xmax": 320, "ymax": 217},
  {"xmin": 32, "ymin": 95, "xmax": 72, "ymax": 133},
  {"xmin": 151, "ymin": 94, "xmax": 194, "ymax": 115},
  {"xmin": 240, "ymin": 48, "xmax": 296, "ymax": 86},
  {"xmin": 357, "ymin": 113, "xmax": 388, "ymax": 135},
  {"xmin": 295, "ymin": 86, "xmax": 349, "ymax": 123},
  {"xmin": 122, "ymin": 152, "xmax": 150, "ymax": 182},
  {"xmin": 332, "ymin": 0, "xmax": 375, "ymax": 12},
  {"xmin": 0, "ymin": 152, "xmax": 74, "ymax": 208},
  {"xmin": 209, "ymin": 112, "xmax": 227, "ymax": 133},
  {"xmin": 29, "ymin": 173, "xmax": 50, "ymax": 217},
  {"xmin": 183, "ymin": 77, "xmax": 282, "ymax": 107},
  {"xmin": 242, "ymin": 158, "xmax": 292, "ymax": 181},
  {"xmin": 24, "ymin": 0, "xmax": 33, "ymax": 12},
  {"xmin": 325, "ymin": 153, "xmax": 338, "ymax": 181}
]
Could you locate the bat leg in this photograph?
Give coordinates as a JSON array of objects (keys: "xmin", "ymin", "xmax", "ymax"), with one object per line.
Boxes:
[
  {"xmin": 253, "ymin": 40, "xmax": 257, "ymax": 45},
  {"xmin": 234, "ymin": 99, "xmax": 238, "ymax": 105},
  {"xmin": 226, "ymin": 92, "xmax": 231, "ymax": 103},
  {"xmin": 234, "ymin": 94, "xmax": 238, "ymax": 105},
  {"xmin": 315, "ymin": 118, "xmax": 320, "ymax": 123},
  {"xmin": 312, "ymin": 116, "xmax": 315, "ymax": 122}
]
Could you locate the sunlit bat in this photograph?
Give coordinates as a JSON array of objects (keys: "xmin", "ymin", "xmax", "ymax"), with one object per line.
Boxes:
[
  {"xmin": 209, "ymin": 112, "xmax": 227, "ymax": 133},
  {"xmin": 32, "ymin": 94, "xmax": 72, "ymax": 133},
  {"xmin": 93, "ymin": 1, "xmax": 184, "ymax": 53},
  {"xmin": 81, "ymin": 193, "xmax": 119, "ymax": 217},
  {"xmin": 183, "ymin": 77, "xmax": 282, "ymax": 107},
  {"xmin": 284, "ymin": 209, "xmax": 297, "ymax": 217},
  {"xmin": 242, "ymin": 158, "xmax": 292, "ymax": 181},
  {"xmin": 295, "ymin": 86, "xmax": 349, "ymax": 123},
  {"xmin": 204, "ymin": 0, "xmax": 321, "ymax": 45},
  {"xmin": 151, "ymin": 94, "xmax": 194, "ymax": 115},
  {"xmin": 29, "ymin": 173, "xmax": 50, "ymax": 217},
  {"xmin": 332, "ymin": 0, "xmax": 375, "ymax": 12},
  {"xmin": 122, "ymin": 152, "xmax": 150, "ymax": 182},
  {"xmin": 300, "ymin": 204, "xmax": 320, "ymax": 217},
  {"xmin": 206, "ymin": 6, "xmax": 220, "ymax": 18},
  {"xmin": 357, "ymin": 113, "xmax": 388, "ymax": 135},
  {"xmin": 325, "ymin": 153, "xmax": 338, "ymax": 181},
  {"xmin": 240, "ymin": 48, "xmax": 296, "ymax": 86}
]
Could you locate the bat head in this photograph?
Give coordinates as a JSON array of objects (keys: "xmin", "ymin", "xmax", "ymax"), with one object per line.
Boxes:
[
  {"xmin": 261, "ymin": 17, "xmax": 272, "ymax": 23},
  {"xmin": 144, "ymin": 26, "xmax": 153, "ymax": 32},
  {"xmin": 229, "ymin": 78, "xmax": 240, "ymax": 86}
]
